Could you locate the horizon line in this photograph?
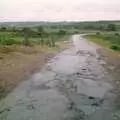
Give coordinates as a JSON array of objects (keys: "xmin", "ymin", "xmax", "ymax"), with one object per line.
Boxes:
[{"xmin": 0, "ymin": 19, "xmax": 120, "ymax": 23}]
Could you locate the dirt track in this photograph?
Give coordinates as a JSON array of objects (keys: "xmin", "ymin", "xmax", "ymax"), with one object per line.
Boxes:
[{"xmin": 0, "ymin": 35, "xmax": 120, "ymax": 120}]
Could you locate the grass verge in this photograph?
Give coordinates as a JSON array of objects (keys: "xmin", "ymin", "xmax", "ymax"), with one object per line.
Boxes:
[{"xmin": 85, "ymin": 34, "xmax": 120, "ymax": 51}]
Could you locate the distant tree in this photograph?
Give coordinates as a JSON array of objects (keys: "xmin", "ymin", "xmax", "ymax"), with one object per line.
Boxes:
[
  {"xmin": 84, "ymin": 25, "xmax": 94, "ymax": 29},
  {"xmin": 11, "ymin": 27, "xmax": 18, "ymax": 32},
  {"xmin": 50, "ymin": 36, "xmax": 55, "ymax": 47},
  {"xmin": 0, "ymin": 27, "xmax": 7, "ymax": 31},
  {"xmin": 115, "ymin": 33, "xmax": 119, "ymax": 36},
  {"xmin": 22, "ymin": 27, "xmax": 31, "ymax": 45},
  {"xmin": 107, "ymin": 24, "xmax": 116, "ymax": 31},
  {"xmin": 58, "ymin": 30, "xmax": 66, "ymax": 35},
  {"xmin": 96, "ymin": 32, "xmax": 100, "ymax": 35},
  {"xmin": 37, "ymin": 27, "xmax": 45, "ymax": 45},
  {"xmin": 37, "ymin": 27, "xmax": 44, "ymax": 36},
  {"xmin": 99, "ymin": 26, "xmax": 104, "ymax": 30},
  {"xmin": 74, "ymin": 26, "xmax": 80, "ymax": 29}
]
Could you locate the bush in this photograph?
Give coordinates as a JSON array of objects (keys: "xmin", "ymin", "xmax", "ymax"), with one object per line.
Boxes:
[
  {"xmin": 74, "ymin": 31, "xmax": 79, "ymax": 34},
  {"xmin": 58, "ymin": 30, "xmax": 66, "ymax": 35},
  {"xmin": 96, "ymin": 32, "xmax": 100, "ymax": 35},
  {"xmin": 107, "ymin": 24, "xmax": 116, "ymax": 31},
  {"xmin": 110, "ymin": 45, "xmax": 120, "ymax": 51},
  {"xmin": 115, "ymin": 33, "xmax": 119, "ymax": 36},
  {"xmin": 0, "ymin": 37, "xmax": 20, "ymax": 45}
]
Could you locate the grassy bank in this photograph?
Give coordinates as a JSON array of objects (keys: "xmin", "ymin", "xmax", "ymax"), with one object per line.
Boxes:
[{"xmin": 85, "ymin": 33, "xmax": 120, "ymax": 51}]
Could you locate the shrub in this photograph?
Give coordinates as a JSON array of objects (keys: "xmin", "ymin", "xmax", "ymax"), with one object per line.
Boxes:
[
  {"xmin": 40, "ymin": 38, "xmax": 44, "ymax": 46},
  {"xmin": 110, "ymin": 45, "xmax": 120, "ymax": 51},
  {"xmin": 115, "ymin": 33, "xmax": 119, "ymax": 36},
  {"xmin": 107, "ymin": 24, "xmax": 116, "ymax": 31},
  {"xmin": 96, "ymin": 32, "xmax": 100, "ymax": 35},
  {"xmin": 44, "ymin": 39, "xmax": 51, "ymax": 46},
  {"xmin": 74, "ymin": 31, "xmax": 79, "ymax": 34},
  {"xmin": 0, "ymin": 37, "xmax": 20, "ymax": 45},
  {"xmin": 58, "ymin": 30, "xmax": 66, "ymax": 35},
  {"xmin": 51, "ymin": 38, "xmax": 55, "ymax": 47}
]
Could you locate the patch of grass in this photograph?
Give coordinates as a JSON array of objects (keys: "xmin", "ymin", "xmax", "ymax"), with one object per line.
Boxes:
[
  {"xmin": 85, "ymin": 34, "xmax": 120, "ymax": 51},
  {"xmin": 0, "ymin": 38, "xmax": 21, "ymax": 45}
]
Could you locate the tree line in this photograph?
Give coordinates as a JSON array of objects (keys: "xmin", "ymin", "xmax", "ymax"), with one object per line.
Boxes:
[{"xmin": 0, "ymin": 26, "xmax": 67, "ymax": 46}]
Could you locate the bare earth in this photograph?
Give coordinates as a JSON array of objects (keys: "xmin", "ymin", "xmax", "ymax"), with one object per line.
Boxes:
[{"xmin": 0, "ymin": 40, "xmax": 71, "ymax": 99}]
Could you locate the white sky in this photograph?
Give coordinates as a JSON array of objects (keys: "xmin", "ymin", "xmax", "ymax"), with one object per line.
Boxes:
[{"xmin": 0, "ymin": 0, "xmax": 120, "ymax": 21}]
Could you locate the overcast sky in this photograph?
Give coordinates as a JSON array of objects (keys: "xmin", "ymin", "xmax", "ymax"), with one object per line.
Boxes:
[{"xmin": 0, "ymin": 0, "xmax": 120, "ymax": 21}]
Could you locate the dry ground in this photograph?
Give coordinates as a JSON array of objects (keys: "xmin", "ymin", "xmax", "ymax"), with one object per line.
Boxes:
[{"xmin": 0, "ymin": 40, "xmax": 71, "ymax": 99}]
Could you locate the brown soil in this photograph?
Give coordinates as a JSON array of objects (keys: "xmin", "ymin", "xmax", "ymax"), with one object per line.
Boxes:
[
  {"xmin": 0, "ymin": 40, "xmax": 71, "ymax": 99},
  {"xmin": 97, "ymin": 47, "xmax": 120, "ymax": 105},
  {"xmin": 97, "ymin": 48, "xmax": 120, "ymax": 82}
]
